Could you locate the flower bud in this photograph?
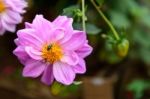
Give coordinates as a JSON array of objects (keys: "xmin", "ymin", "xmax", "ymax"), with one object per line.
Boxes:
[
  {"xmin": 114, "ymin": 39, "xmax": 129, "ymax": 58},
  {"xmin": 50, "ymin": 81, "xmax": 65, "ymax": 96}
]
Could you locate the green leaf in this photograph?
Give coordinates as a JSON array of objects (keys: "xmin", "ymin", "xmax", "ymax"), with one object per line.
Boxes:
[
  {"xmin": 127, "ymin": 79, "xmax": 150, "ymax": 99},
  {"xmin": 139, "ymin": 48, "xmax": 150, "ymax": 65},
  {"xmin": 62, "ymin": 5, "xmax": 81, "ymax": 18},
  {"xmin": 109, "ymin": 11, "xmax": 130, "ymax": 29},
  {"xmin": 128, "ymin": 0, "xmax": 141, "ymax": 17},
  {"xmin": 140, "ymin": 14, "xmax": 150, "ymax": 28},
  {"xmin": 86, "ymin": 23, "xmax": 101, "ymax": 34},
  {"xmin": 96, "ymin": 0, "xmax": 104, "ymax": 6},
  {"xmin": 73, "ymin": 23, "xmax": 82, "ymax": 30},
  {"xmin": 73, "ymin": 23, "xmax": 101, "ymax": 35},
  {"xmin": 132, "ymin": 30, "xmax": 150, "ymax": 48}
]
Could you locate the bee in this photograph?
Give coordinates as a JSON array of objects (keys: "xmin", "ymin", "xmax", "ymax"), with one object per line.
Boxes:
[{"xmin": 47, "ymin": 45, "xmax": 52, "ymax": 51}]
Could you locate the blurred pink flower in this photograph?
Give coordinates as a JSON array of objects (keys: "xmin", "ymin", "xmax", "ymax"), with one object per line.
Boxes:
[
  {"xmin": 0, "ymin": 0, "xmax": 27, "ymax": 35},
  {"xmin": 13, "ymin": 15, "xmax": 92, "ymax": 85}
]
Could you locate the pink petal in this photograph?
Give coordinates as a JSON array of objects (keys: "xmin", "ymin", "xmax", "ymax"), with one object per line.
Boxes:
[
  {"xmin": 25, "ymin": 46, "xmax": 42, "ymax": 60},
  {"xmin": 14, "ymin": 38, "xmax": 20, "ymax": 46},
  {"xmin": 0, "ymin": 23, "xmax": 5, "ymax": 35},
  {"xmin": 61, "ymin": 51, "xmax": 79, "ymax": 66},
  {"xmin": 7, "ymin": 10, "xmax": 22, "ymax": 23},
  {"xmin": 76, "ymin": 43, "xmax": 93, "ymax": 58},
  {"xmin": 53, "ymin": 28, "xmax": 65, "ymax": 41},
  {"xmin": 61, "ymin": 30, "xmax": 86, "ymax": 50},
  {"xmin": 2, "ymin": 13, "xmax": 19, "ymax": 24},
  {"xmin": 46, "ymin": 28, "xmax": 65, "ymax": 43},
  {"xmin": 53, "ymin": 62, "xmax": 75, "ymax": 85},
  {"xmin": 1, "ymin": 20, "xmax": 16, "ymax": 32},
  {"xmin": 53, "ymin": 16, "xmax": 67, "ymax": 25},
  {"xmin": 17, "ymin": 29, "xmax": 43, "ymax": 50},
  {"xmin": 23, "ymin": 60, "xmax": 46, "ymax": 78},
  {"xmin": 13, "ymin": 46, "xmax": 29, "ymax": 64},
  {"xmin": 5, "ymin": 0, "xmax": 16, "ymax": 8},
  {"xmin": 52, "ymin": 16, "xmax": 73, "ymax": 43},
  {"xmin": 41, "ymin": 65, "xmax": 54, "ymax": 85},
  {"xmin": 25, "ymin": 22, "xmax": 33, "ymax": 28},
  {"xmin": 5, "ymin": 0, "xmax": 27, "ymax": 13},
  {"xmin": 32, "ymin": 15, "xmax": 54, "ymax": 41},
  {"xmin": 73, "ymin": 58, "xmax": 86, "ymax": 74}
]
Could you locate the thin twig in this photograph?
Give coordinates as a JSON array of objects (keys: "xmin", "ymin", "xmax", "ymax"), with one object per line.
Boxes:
[
  {"xmin": 82, "ymin": 0, "xmax": 86, "ymax": 32},
  {"xmin": 90, "ymin": 0, "xmax": 120, "ymax": 40}
]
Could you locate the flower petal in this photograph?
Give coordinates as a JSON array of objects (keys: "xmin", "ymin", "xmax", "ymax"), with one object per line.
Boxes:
[
  {"xmin": 41, "ymin": 65, "xmax": 54, "ymax": 85},
  {"xmin": 25, "ymin": 22, "xmax": 33, "ymax": 28},
  {"xmin": 5, "ymin": 0, "xmax": 27, "ymax": 13},
  {"xmin": 52, "ymin": 16, "xmax": 72, "ymax": 28},
  {"xmin": 2, "ymin": 13, "xmax": 19, "ymax": 24},
  {"xmin": 61, "ymin": 51, "xmax": 79, "ymax": 66},
  {"xmin": 25, "ymin": 46, "xmax": 42, "ymax": 60},
  {"xmin": 61, "ymin": 30, "xmax": 86, "ymax": 50},
  {"xmin": 14, "ymin": 38, "xmax": 20, "ymax": 46},
  {"xmin": 0, "ymin": 23, "xmax": 5, "ymax": 35},
  {"xmin": 46, "ymin": 28, "xmax": 65, "ymax": 43},
  {"xmin": 73, "ymin": 58, "xmax": 86, "ymax": 74},
  {"xmin": 17, "ymin": 28, "xmax": 43, "ymax": 50},
  {"xmin": 53, "ymin": 62, "xmax": 75, "ymax": 85},
  {"xmin": 32, "ymin": 15, "xmax": 53, "ymax": 41},
  {"xmin": 52, "ymin": 16, "xmax": 73, "ymax": 43},
  {"xmin": 13, "ymin": 46, "xmax": 29, "ymax": 64},
  {"xmin": 23, "ymin": 60, "xmax": 46, "ymax": 78},
  {"xmin": 76, "ymin": 43, "xmax": 93, "ymax": 58},
  {"xmin": 1, "ymin": 20, "xmax": 16, "ymax": 32},
  {"xmin": 7, "ymin": 10, "xmax": 22, "ymax": 23}
]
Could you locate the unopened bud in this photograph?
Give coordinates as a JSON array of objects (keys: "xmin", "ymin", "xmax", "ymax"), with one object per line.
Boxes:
[
  {"xmin": 50, "ymin": 81, "xmax": 65, "ymax": 96},
  {"xmin": 114, "ymin": 39, "xmax": 129, "ymax": 58}
]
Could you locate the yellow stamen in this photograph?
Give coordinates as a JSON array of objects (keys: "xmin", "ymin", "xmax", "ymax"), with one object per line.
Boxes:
[
  {"xmin": 0, "ymin": 0, "xmax": 5, "ymax": 13},
  {"xmin": 42, "ymin": 43, "xmax": 63, "ymax": 63}
]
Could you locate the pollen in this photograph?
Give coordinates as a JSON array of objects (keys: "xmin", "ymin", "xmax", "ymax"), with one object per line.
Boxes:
[
  {"xmin": 0, "ymin": 0, "xmax": 5, "ymax": 13},
  {"xmin": 42, "ymin": 43, "xmax": 63, "ymax": 63}
]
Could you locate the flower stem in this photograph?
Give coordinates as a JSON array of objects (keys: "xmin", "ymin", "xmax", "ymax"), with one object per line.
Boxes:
[
  {"xmin": 82, "ymin": 0, "xmax": 86, "ymax": 32},
  {"xmin": 90, "ymin": 0, "xmax": 120, "ymax": 40}
]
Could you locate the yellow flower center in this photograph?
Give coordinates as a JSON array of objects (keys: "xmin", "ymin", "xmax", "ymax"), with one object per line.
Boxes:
[
  {"xmin": 42, "ymin": 43, "xmax": 63, "ymax": 63},
  {"xmin": 0, "ymin": 0, "xmax": 5, "ymax": 13}
]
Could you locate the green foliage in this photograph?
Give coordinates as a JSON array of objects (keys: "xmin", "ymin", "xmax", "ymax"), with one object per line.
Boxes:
[
  {"xmin": 109, "ymin": 10, "xmax": 130, "ymax": 29},
  {"xmin": 127, "ymin": 79, "xmax": 150, "ymax": 99},
  {"xmin": 86, "ymin": 23, "xmax": 101, "ymax": 34},
  {"xmin": 96, "ymin": 0, "xmax": 104, "ymax": 6},
  {"xmin": 73, "ymin": 23, "xmax": 101, "ymax": 34},
  {"xmin": 62, "ymin": 5, "xmax": 82, "ymax": 19},
  {"xmin": 62, "ymin": 5, "xmax": 101, "ymax": 35},
  {"xmin": 59, "ymin": 84, "xmax": 79, "ymax": 97},
  {"xmin": 107, "ymin": 0, "xmax": 150, "ymax": 66},
  {"xmin": 99, "ymin": 42, "xmax": 122, "ymax": 64},
  {"xmin": 130, "ymin": 28, "xmax": 150, "ymax": 64},
  {"xmin": 50, "ymin": 81, "xmax": 80, "ymax": 97}
]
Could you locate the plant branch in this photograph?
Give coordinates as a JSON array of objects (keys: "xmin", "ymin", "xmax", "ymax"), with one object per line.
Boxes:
[
  {"xmin": 82, "ymin": 0, "xmax": 86, "ymax": 32},
  {"xmin": 90, "ymin": 0, "xmax": 120, "ymax": 40}
]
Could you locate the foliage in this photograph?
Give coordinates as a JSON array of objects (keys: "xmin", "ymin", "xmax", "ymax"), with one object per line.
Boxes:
[
  {"xmin": 127, "ymin": 79, "xmax": 150, "ymax": 99},
  {"xmin": 107, "ymin": 0, "xmax": 150, "ymax": 65}
]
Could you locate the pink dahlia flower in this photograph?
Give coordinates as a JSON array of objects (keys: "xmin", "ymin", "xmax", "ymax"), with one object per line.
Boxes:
[
  {"xmin": 13, "ymin": 15, "xmax": 92, "ymax": 85},
  {"xmin": 0, "ymin": 0, "xmax": 27, "ymax": 35}
]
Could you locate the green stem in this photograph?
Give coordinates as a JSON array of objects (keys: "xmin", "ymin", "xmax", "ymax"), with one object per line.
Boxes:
[
  {"xmin": 82, "ymin": 0, "xmax": 86, "ymax": 32},
  {"xmin": 90, "ymin": 0, "xmax": 120, "ymax": 40}
]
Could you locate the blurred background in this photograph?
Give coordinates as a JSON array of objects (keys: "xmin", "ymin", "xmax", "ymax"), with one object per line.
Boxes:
[{"xmin": 0, "ymin": 0, "xmax": 150, "ymax": 99}]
